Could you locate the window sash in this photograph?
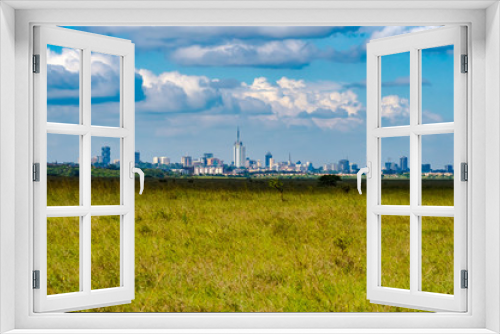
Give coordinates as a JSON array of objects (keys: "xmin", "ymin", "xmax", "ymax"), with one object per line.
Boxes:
[
  {"xmin": 32, "ymin": 25, "xmax": 136, "ymax": 313},
  {"xmin": 365, "ymin": 26, "xmax": 467, "ymax": 312}
]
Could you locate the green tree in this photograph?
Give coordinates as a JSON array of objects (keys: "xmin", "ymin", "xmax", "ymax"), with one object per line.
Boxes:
[
  {"xmin": 268, "ymin": 178, "xmax": 285, "ymax": 202},
  {"xmin": 318, "ymin": 174, "xmax": 341, "ymax": 187}
]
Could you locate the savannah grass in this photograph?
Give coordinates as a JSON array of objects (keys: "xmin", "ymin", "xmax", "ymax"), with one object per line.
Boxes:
[{"xmin": 46, "ymin": 176, "xmax": 453, "ymax": 312}]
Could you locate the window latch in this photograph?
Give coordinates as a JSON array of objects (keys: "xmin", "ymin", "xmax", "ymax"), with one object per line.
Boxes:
[
  {"xmin": 130, "ymin": 162, "xmax": 144, "ymax": 195},
  {"xmin": 357, "ymin": 162, "xmax": 371, "ymax": 195}
]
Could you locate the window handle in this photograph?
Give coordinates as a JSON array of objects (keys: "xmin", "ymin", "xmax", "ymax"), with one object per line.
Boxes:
[
  {"xmin": 357, "ymin": 162, "xmax": 371, "ymax": 195},
  {"xmin": 129, "ymin": 162, "xmax": 144, "ymax": 195}
]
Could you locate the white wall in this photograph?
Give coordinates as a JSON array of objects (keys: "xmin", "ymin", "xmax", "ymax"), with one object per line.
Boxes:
[
  {"xmin": 0, "ymin": 2, "xmax": 16, "ymax": 333},
  {"xmin": 486, "ymin": 2, "xmax": 500, "ymax": 333}
]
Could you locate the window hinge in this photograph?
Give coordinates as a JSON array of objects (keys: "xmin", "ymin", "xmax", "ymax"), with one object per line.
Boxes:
[
  {"xmin": 33, "ymin": 270, "xmax": 40, "ymax": 289},
  {"xmin": 33, "ymin": 163, "xmax": 40, "ymax": 182},
  {"xmin": 461, "ymin": 162, "xmax": 468, "ymax": 182},
  {"xmin": 33, "ymin": 54, "xmax": 40, "ymax": 73},
  {"xmin": 461, "ymin": 270, "xmax": 468, "ymax": 289},
  {"xmin": 461, "ymin": 54, "xmax": 468, "ymax": 73}
]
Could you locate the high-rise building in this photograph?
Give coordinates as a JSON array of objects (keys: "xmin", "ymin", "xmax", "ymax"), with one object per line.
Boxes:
[
  {"xmin": 153, "ymin": 157, "xmax": 159, "ymax": 164},
  {"xmin": 265, "ymin": 152, "xmax": 272, "ymax": 169},
  {"xmin": 400, "ymin": 156, "xmax": 408, "ymax": 172},
  {"xmin": 445, "ymin": 164, "xmax": 454, "ymax": 173},
  {"xmin": 101, "ymin": 146, "xmax": 110, "ymax": 166},
  {"xmin": 159, "ymin": 157, "xmax": 170, "ymax": 165},
  {"xmin": 351, "ymin": 163, "xmax": 359, "ymax": 173},
  {"xmin": 233, "ymin": 127, "xmax": 246, "ymax": 168},
  {"xmin": 338, "ymin": 159, "xmax": 350, "ymax": 174},
  {"xmin": 135, "ymin": 151, "xmax": 141, "ymax": 165},
  {"xmin": 422, "ymin": 164, "xmax": 432, "ymax": 173},
  {"xmin": 181, "ymin": 156, "xmax": 192, "ymax": 167}
]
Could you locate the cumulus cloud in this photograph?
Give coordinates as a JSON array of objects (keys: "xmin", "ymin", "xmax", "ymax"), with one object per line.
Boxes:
[
  {"xmin": 137, "ymin": 70, "xmax": 223, "ymax": 113},
  {"xmin": 133, "ymin": 69, "xmax": 364, "ymax": 131},
  {"xmin": 46, "ymin": 47, "xmax": 127, "ymax": 105},
  {"xmin": 171, "ymin": 40, "xmax": 320, "ymax": 68},
  {"xmin": 172, "ymin": 40, "xmax": 367, "ymax": 68},
  {"xmin": 381, "ymin": 95, "xmax": 443, "ymax": 125},
  {"xmin": 380, "ymin": 95, "xmax": 410, "ymax": 125}
]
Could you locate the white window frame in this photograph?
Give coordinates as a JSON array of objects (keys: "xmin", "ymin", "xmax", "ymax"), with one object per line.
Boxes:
[
  {"xmin": 1, "ymin": 2, "xmax": 498, "ymax": 333},
  {"xmin": 366, "ymin": 26, "xmax": 468, "ymax": 312},
  {"xmin": 33, "ymin": 26, "xmax": 136, "ymax": 313}
]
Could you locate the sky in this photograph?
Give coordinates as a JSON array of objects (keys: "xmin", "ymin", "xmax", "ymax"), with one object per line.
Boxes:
[{"xmin": 46, "ymin": 26, "xmax": 454, "ymax": 169}]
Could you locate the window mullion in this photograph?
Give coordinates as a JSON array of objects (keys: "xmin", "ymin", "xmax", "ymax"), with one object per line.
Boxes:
[
  {"xmin": 82, "ymin": 47, "xmax": 92, "ymax": 294},
  {"xmin": 409, "ymin": 47, "xmax": 420, "ymax": 294}
]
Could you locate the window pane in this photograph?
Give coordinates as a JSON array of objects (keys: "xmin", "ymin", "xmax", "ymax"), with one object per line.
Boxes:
[
  {"xmin": 47, "ymin": 45, "xmax": 80, "ymax": 124},
  {"xmin": 421, "ymin": 133, "xmax": 454, "ymax": 206},
  {"xmin": 381, "ymin": 136, "xmax": 410, "ymax": 205},
  {"xmin": 91, "ymin": 215, "xmax": 121, "ymax": 290},
  {"xmin": 47, "ymin": 133, "xmax": 80, "ymax": 206},
  {"xmin": 421, "ymin": 216, "xmax": 454, "ymax": 295},
  {"xmin": 381, "ymin": 52, "xmax": 410, "ymax": 127},
  {"xmin": 91, "ymin": 137, "xmax": 121, "ymax": 206},
  {"xmin": 47, "ymin": 217, "xmax": 80, "ymax": 295},
  {"xmin": 381, "ymin": 215, "xmax": 410, "ymax": 290},
  {"xmin": 421, "ymin": 45, "xmax": 454, "ymax": 124},
  {"xmin": 91, "ymin": 52, "xmax": 121, "ymax": 127}
]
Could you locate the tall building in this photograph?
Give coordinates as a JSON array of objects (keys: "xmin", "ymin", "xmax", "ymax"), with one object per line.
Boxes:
[
  {"xmin": 338, "ymin": 159, "xmax": 350, "ymax": 174},
  {"xmin": 159, "ymin": 157, "xmax": 170, "ymax": 165},
  {"xmin": 101, "ymin": 146, "xmax": 110, "ymax": 166},
  {"xmin": 233, "ymin": 127, "xmax": 246, "ymax": 168},
  {"xmin": 445, "ymin": 164, "xmax": 454, "ymax": 173},
  {"xmin": 181, "ymin": 156, "xmax": 192, "ymax": 167},
  {"xmin": 153, "ymin": 157, "xmax": 159, "ymax": 164},
  {"xmin": 422, "ymin": 164, "xmax": 432, "ymax": 173},
  {"xmin": 135, "ymin": 151, "xmax": 141, "ymax": 165},
  {"xmin": 265, "ymin": 152, "xmax": 272, "ymax": 169},
  {"xmin": 351, "ymin": 163, "xmax": 359, "ymax": 173},
  {"xmin": 400, "ymin": 156, "xmax": 408, "ymax": 172}
]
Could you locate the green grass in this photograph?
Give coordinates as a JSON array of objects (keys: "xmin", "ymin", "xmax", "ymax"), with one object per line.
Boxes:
[{"xmin": 46, "ymin": 176, "xmax": 454, "ymax": 312}]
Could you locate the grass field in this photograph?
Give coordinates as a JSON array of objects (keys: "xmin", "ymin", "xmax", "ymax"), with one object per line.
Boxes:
[{"xmin": 46, "ymin": 176, "xmax": 454, "ymax": 312}]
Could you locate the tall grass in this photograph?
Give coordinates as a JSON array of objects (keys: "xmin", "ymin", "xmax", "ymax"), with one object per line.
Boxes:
[{"xmin": 46, "ymin": 176, "xmax": 454, "ymax": 312}]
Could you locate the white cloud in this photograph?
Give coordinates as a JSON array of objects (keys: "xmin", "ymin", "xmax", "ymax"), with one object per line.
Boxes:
[
  {"xmin": 422, "ymin": 110, "xmax": 444, "ymax": 123},
  {"xmin": 171, "ymin": 40, "xmax": 318, "ymax": 68},
  {"xmin": 236, "ymin": 77, "xmax": 363, "ymax": 123},
  {"xmin": 380, "ymin": 95, "xmax": 410, "ymax": 125},
  {"xmin": 370, "ymin": 26, "xmax": 440, "ymax": 40},
  {"xmin": 47, "ymin": 48, "xmax": 80, "ymax": 72},
  {"xmin": 137, "ymin": 69, "xmax": 222, "ymax": 113}
]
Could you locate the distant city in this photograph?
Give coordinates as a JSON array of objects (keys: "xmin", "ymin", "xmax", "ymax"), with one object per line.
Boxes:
[{"xmin": 68, "ymin": 128, "xmax": 454, "ymax": 177}]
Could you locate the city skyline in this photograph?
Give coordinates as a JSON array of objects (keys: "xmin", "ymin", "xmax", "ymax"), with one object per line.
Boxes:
[{"xmin": 47, "ymin": 26, "xmax": 454, "ymax": 168}]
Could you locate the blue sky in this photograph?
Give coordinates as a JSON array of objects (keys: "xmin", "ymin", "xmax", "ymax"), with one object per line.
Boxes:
[{"xmin": 46, "ymin": 26, "xmax": 454, "ymax": 169}]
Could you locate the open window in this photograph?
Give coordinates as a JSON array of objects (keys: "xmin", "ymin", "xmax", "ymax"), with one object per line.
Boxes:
[
  {"xmin": 364, "ymin": 26, "xmax": 467, "ymax": 312},
  {"xmin": 33, "ymin": 26, "xmax": 137, "ymax": 312}
]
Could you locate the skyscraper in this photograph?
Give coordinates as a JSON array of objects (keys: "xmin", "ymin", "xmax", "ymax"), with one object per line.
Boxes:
[
  {"xmin": 265, "ymin": 152, "xmax": 272, "ymax": 169},
  {"xmin": 181, "ymin": 156, "xmax": 192, "ymax": 167},
  {"xmin": 233, "ymin": 127, "xmax": 246, "ymax": 168},
  {"xmin": 400, "ymin": 156, "xmax": 408, "ymax": 172},
  {"xmin": 338, "ymin": 159, "xmax": 350, "ymax": 174},
  {"xmin": 101, "ymin": 146, "xmax": 110, "ymax": 166},
  {"xmin": 135, "ymin": 151, "xmax": 141, "ymax": 165}
]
